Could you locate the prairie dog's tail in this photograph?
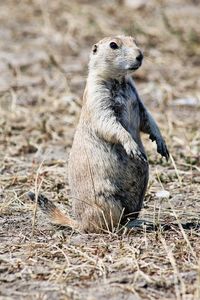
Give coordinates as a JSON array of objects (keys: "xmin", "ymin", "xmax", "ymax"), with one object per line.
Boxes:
[{"xmin": 28, "ymin": 191, "xmax": 77, "ymax": 229}]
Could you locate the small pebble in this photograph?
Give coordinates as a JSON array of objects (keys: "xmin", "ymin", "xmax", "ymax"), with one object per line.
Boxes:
[{"xmin": 156, "ymin": 190, "xmax": 170, "ymax": 199}]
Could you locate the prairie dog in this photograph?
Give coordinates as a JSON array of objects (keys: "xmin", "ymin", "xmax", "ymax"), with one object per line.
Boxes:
[{"xmin": 28, "ymin": 36, "xmax": 169, "ymax": 233}]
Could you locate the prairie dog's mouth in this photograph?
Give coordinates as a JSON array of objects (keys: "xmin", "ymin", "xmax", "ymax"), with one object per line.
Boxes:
[{"xmin": 127, "ymin": 61, "xmax": 142, "ymax": 71}]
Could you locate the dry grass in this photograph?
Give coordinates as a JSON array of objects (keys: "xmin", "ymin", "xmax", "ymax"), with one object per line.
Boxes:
[{"xmin": 0, "ymin": 0, "xmax": 200, "ymax": 299}]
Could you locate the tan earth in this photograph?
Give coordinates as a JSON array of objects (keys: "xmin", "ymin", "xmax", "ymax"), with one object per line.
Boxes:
[{"xmin": 0, "ymin": 1, "xmax": 200, "ymax": 299}]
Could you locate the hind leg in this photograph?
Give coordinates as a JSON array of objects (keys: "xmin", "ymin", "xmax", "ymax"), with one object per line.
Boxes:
[{"xmin": 74, "ymin": 197, "xmax": 123, "ymax": 233}]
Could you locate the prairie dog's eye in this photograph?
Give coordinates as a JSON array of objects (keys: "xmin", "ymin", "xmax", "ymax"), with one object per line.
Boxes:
[{"xmin": 109, "ymin": 42, "xmax": 119, "ymax": 50}]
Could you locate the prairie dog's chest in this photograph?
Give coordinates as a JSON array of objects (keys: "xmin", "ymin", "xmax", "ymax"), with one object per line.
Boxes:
[{"xmin": 110, "ymin": 79, "xmax": 139, "ymax": 128}]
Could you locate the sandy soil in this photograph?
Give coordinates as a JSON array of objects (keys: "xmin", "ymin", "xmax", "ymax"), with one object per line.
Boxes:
[{"xmin": 0, "ymin": 1, "xmax": 200, "ymax": 299}]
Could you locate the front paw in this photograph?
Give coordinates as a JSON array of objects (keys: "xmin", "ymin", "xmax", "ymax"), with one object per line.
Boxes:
[
  {"xmin": 124, "ymin": 140, "xmax": 147, "ymax": 162},
  {"xmin": 156, "ymin": 138, "xmax": 169, "ymax": 161},
  {"xmin": 150, "ymin": 133, "xmax": 169, "ymax": 160}
]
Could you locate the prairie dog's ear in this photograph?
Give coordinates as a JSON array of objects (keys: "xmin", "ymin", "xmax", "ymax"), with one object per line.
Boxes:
[{"xmin": 92, "ymin": 44, "xmax": 98, "ymax": 54}]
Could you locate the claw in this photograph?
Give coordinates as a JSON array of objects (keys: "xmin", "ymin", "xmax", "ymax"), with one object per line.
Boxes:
[
  {"xmin": 158, "ymin": 141, "xmax": 169, "ymax": 160},
  {"xmin": 137, "ymin": 150, "xmax": 148, "ymax": 163},
  {"xmin": 155, "ymin": 137, "xmax": 169, "ymax": 161},
  {"xmin": 161, "ymin": 143, "xmax": 169, "ymax": 161},
  {"xmin": 164, "ymin": 146, "xmax": 170, "ymax": 161},
  {"xmin": 124, "ymin": 140, "xmax": 148, "ymax": 163},
  {"xmin": 141, "ymin": 151, "xmax": 147, "ymax": 161}
]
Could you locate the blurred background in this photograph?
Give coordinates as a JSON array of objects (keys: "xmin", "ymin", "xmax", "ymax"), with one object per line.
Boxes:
[
  {"xmin": 0, "ymin": 1, "xmax": 200, "ymax": 299},
  {"xmin": 1, "ymin": 0, "xmax": 200, "ymax": 102}
]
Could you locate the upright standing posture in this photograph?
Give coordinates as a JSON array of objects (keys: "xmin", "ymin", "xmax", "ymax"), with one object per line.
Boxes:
[{"xmin": 28, "ymin": 36, "xmax": 169, "ymax": 233}]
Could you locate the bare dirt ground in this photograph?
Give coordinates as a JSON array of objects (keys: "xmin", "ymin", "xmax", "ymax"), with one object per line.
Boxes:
[{"xmin": 0, "ymin": 0, "xmax": 200, "ymax": 299}]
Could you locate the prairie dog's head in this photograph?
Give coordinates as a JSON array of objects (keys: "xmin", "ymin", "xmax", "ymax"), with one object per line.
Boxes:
[{"xmin": 88, "ymin": 36, "xmax": 143, "ymax": 78}]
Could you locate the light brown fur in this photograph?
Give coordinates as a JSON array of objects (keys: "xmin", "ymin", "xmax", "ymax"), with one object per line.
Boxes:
[{"xmin": 28, "ymin": 36, "xmax": 169, "ymax": 233}]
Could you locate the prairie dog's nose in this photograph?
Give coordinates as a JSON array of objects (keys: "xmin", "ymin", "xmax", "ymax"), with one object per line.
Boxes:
[{"xmin": 136, "ymin": 51, "xmax": 143, "ymax": 63}]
